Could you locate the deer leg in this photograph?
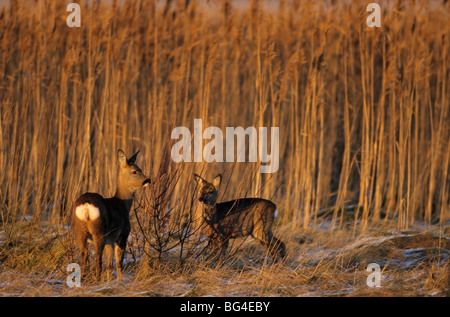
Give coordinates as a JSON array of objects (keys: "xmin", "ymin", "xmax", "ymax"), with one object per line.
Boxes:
[
  {"xmin": 80, "ymin": 247, "xmax": 88, "ymax": 277},
  {"xmin": 268, "ymin": 236, "xmax": 286, "ymax": 262},
  {"xmin": 209, "ymin": 232, "xmax": 228, "ymax": 261},
  {"xmin": 74, "ymin": 227, "xmax": 89, "ymax": 278},
  {"xmin": 256, "ymin": 231, "xmax": 286, "ymax": 262},
  {"xmin": 205, "ymin": 236, "xmax": 224, "ymax": 263},
  {"xmin": 218, "ymin": 239, "xmax": 229, "ymax": 262},
  {"xmin": 93, "ymin": 235, "xmax": 105, "ymax": 281},
  {"xmin": 104, "ymin": 244, "xmax": 114, "ymax": 281},
  {"xmin": 115, "ymin": 242, "xmax": 126, "ymax": 280}
]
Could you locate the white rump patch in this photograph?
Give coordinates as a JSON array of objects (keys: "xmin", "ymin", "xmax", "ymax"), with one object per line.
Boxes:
[
  {"xmin": 275, "ymin": 208, "xmax": 279, "ymax": 219},
  {"xmin": 75, "ymin": 203, "xmax": 100, "ymax": 222}
]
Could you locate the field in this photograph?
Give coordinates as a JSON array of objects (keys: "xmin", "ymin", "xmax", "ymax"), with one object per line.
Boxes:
[{"xmin": 0, "ymin": 0, "xmax": 449, "ymax": 297}]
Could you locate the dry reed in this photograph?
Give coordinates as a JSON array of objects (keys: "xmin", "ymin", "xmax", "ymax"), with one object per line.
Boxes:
[{"xmin": 0, "ymin": 0, "xmax": 449, "ymax": 295}]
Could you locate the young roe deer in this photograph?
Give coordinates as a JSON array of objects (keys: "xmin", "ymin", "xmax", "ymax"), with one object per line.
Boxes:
[
  {"xmin": 194, "ymin": 173, "xmax": 286, "ymax": 262},
  {"xmin": 71, "ymin": 149, "xmax": 150, "ymax": 280}
]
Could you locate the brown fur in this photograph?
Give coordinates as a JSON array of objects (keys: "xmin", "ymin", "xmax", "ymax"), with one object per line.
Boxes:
[
  {"xmin": 71, "ymin": 149, "xmax": 150, "ymax": 281},
  {"xmin": 194, "ymin": 173, "xmax": 286, "ymax": 262}
]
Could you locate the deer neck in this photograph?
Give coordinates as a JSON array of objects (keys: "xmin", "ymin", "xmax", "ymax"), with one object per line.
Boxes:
[
  {"xmin": 201, "ymin": 202, "xmax": 217, "ymax": 222},
  {"xmin": 114, "ymin": 185, "xmax": 135, "ymax": 212}
]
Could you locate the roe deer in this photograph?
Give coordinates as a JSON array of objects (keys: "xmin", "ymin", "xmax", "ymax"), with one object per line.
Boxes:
[
  {"xmin": 71, "ymin": 149, "xmax": 150, "ymax": 280},
  {"xmin": 194, "ymin": 173, "xmax": 286, "ymax": 262}
]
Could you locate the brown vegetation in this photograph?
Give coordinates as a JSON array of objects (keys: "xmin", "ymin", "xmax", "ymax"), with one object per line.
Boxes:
[{"xmin": 0, "ymin": 0, "xmax": 449, "ymax": 296}]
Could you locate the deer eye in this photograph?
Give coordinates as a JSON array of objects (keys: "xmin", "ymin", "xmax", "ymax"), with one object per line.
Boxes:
[{"xmin": 132, "ymin": 171, "xmax": 137, "ymax": 175}]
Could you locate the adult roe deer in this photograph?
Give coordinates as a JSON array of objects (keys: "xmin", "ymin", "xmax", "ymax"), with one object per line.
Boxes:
[
  {"xmin": 194, "ymin": 173, "xmax": 286, "ymax": 262},
  {"xmin": 71, "ymin": 149, "xmax": 150, "ymax": 280}
]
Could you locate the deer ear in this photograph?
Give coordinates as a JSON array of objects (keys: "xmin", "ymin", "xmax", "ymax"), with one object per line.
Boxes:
[
  {"xmin": 193, "ymin": 173, "xmax": 205, "ymax": 186},
  {"xmin": 212, "ymin": 174, "xmax": 222, "ymax": 189},
  {"xmin": 128, "ymin": 150, "xmax": 140, "ymax": 164},
  {"xmin": 117, "ymin": 149, "xmax": 127, "ymax": 166}
]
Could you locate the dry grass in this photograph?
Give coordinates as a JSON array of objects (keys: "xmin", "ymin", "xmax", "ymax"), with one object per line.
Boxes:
[
  {"xmin": 0, "ymin": 0, "xmax": 449, "ymax": 296},
  {"xmin": 0, "ymin": 219, "xmax": 448, "ymax": 296}
]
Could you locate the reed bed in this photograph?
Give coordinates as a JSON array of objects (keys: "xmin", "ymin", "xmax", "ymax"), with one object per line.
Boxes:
[{"xmin": 0, "ymin": 0, "xmax": 449, "ymax": 296}]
